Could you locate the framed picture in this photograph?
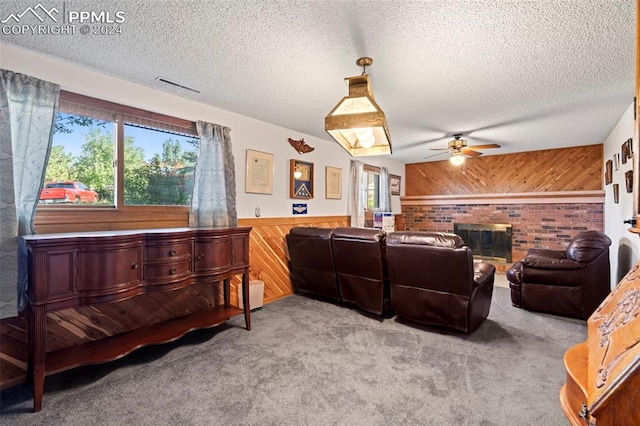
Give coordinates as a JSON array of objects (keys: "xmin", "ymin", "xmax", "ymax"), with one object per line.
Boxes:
[
  {"xmin": 622, "ymin": 142, "xmax": 629, "ymax": 165},
  {"xmin": 390, "ymin": 174, "xmax": 401, "ymax": 196},
  {"xmin": 625, "ymin": 170, "xmax": 633, "ymax": 193},
  {"xmin": 605, "ymin": 160, "xmax": 613, "ymax": 185},
  {"xmin": 290, "ymin": 159, "xmax": 313, "ymax": 199},
  {"xmin": 613, "ymin": 153, "xmax": 620, "ymax": 170},
  {"xmin": 245, "ymin": 149, "xmax": 274, "ymax": 194},
  {"xmin": 613, "ymin": 184, "xmax": 619, "ymax": 204},
  {"xmin": 325, "ymin": 166, "xmax": 342, "ymax": 199}
]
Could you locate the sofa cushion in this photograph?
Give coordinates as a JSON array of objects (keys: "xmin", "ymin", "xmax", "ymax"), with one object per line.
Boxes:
[{"xmin": 566, "ymin": 230, "xmax": 612, "ymax": 263}]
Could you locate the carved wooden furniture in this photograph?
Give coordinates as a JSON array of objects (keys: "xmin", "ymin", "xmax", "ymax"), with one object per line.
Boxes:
[
  {"xmin": 23, "ymin": 226, "xmax": 251, "ymax": 412},
  {"xmin": 560, "ymin": 261, "xmax": 640, "ymax": 425}
]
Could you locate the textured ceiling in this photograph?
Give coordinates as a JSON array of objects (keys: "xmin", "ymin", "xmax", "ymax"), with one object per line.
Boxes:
[{"xmin": 0, "ymin": 0, "xmax": 635, "ymax": 163}]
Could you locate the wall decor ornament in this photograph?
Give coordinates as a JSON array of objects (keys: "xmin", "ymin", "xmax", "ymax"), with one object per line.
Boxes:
[
  {"xmin": 245, "ymin": 149, "xmax": 274, "ymax": 194},
  {"xmin": 605, "ymin": 160, "xmax": 613, "ymax": 185},
  {"xmin": 292, "ymin": 203, "xmax": 308, "ymax": 214},
  {"xmin": 325, "ymin": 166, "xmax": 342, "ymax": 199},
  {"xmin": 621, "ymin": 138, "xmax": 632, "ymax": 164},
  {"xmin": 390, "ymin": 174, "xmax": 401, "ymax": 195},
  {"xmin": 626, "ymin": 170, "xmax": 633, "ymax": 193},
  {"xmin": 287, "ymin": 137, "xmax": 314, "ymax": 154},
  {"xmin": 290, "ymin": 159, "xmax": 314, "ymax": 199}
]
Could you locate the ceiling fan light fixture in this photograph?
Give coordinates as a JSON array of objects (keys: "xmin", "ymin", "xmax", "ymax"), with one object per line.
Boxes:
[
  {"xmin": 325, "ymin": 57, "xmax": 392, "ymax": 156},
  {"xmin": 450, "ymin": 153, "xmax": 465, "ymax": 166}
]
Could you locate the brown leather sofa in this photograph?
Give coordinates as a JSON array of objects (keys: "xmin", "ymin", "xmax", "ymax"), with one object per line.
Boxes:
[
  {"xmin": 331, "ymin": 227, "xmax": 391, "ymax": 315},
  {"xmin": 286, "ymin": 227, "xmax": 341, "ymax": 301},
  {"xmin": 506, "ymin": 230, "xmax": 611, "ymax": 320},
  {"xmin": 385, "ymin": 231, "xmax": 496, "ymax": 333}
]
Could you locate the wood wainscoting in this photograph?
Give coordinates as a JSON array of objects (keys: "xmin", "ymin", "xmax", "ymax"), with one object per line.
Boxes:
[{"xmin": 237, "ymin": 215, "xmax": 350, "ymax": 304}]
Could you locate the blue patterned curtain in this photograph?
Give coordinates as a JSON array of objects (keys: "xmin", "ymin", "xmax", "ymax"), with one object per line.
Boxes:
[
  {"xmin": 0, "ymin": 70, "xmax": 59, "ymax": 317},
  {"xmin": 189, "ymin": 121, "xmax": 237, "ymax": 227}
]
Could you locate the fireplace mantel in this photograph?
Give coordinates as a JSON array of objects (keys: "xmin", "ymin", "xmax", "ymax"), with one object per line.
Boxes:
[{"xmin": 401, "ymin": 190, "xmax": 604, "ymax": 206}]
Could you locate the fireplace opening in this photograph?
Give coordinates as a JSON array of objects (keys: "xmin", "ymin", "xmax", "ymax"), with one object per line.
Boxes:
[{"xmin": 453, "ymin": 223, "xmax": 512, "ymax": 263}]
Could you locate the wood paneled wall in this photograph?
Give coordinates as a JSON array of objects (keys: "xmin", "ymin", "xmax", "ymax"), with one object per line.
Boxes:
[
  {"xmin": 405, "ymin": 144, "xmax": 602, "ymax": 195},
  {"xmin": 235, "ymin": 216, "xmax": 349, "ymax": 304}
]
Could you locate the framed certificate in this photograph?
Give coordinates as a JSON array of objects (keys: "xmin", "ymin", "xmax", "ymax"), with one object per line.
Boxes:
[
  {"xmin": 245, "ymin": 149, "xmax": 274, "ymax": 194},
  {"xmin": 325, "ymin": 166, "xmax": 342, "ymax": 199}
]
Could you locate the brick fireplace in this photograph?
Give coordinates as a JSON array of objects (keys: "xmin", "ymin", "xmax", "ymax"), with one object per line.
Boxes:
[{"xmin": 401, "ymin": 191, "xmax": 605, "ymax": 272}]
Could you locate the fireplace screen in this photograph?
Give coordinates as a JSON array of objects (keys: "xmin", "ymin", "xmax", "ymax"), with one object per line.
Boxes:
[{"xmin": 454, "ymin": 223, "xmax": 512, "ymax": 263}]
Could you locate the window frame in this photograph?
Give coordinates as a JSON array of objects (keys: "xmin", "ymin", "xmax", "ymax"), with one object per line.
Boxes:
[
  {"xmin": 38, "ymin": 91, "xmax": 198, "ymax": 212},
  {"xmin": 363, "ymin": 164, "xmax": 381, "ymax": 211}
]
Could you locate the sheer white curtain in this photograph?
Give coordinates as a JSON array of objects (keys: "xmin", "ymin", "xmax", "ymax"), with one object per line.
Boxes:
[
  {"xmin": 349, "ymin": 160, "xmax": 367, "ymax": 227},
  {"xmin": 379, "ymin": 166, "xmax": 391, "ymax": 212},
  {"xmin": 0, "ymin": 70, "xmax": 59, "ymax": 317},
  {"xmin": 189, "ymin": 121, "xmax": 237, "ymax": 227}
]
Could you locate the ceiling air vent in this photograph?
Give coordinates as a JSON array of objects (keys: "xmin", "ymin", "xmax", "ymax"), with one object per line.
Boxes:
[{"xmin": 155, "ymin": 77, "xmax": 200, "ymax": 93}]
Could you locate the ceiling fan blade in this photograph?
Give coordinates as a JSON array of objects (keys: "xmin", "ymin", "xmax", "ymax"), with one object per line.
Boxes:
[
  {"xmin": 423, "ymin": 151, "xmax": 449, "ymax": 160},
  {"xmin": 429, "ymin": 148, "xmax": 451, "ymax": 151},
  {"xmin": 461, "ymin": 148, "xmax": 482, "ymax": 157},
  {"xmin": 468, "ymin": 144, "xmax": 501, "ymax": 149}
]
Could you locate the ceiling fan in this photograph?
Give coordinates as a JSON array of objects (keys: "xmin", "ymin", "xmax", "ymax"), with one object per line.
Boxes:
[{"xmin": 425, "ymin": 134, "xmax": 501, "ymax": 165}]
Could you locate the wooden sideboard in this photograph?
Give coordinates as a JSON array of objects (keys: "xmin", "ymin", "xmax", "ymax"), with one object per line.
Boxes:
[
  {"xmin": 560, "ymin": 261, "xmax": 640, "ymax": 425},
  {"xmin": 23, "ymin": 226, "xmax": 251, "ymax": 412}
]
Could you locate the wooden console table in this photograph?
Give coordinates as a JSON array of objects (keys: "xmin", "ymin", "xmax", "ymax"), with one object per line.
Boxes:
[{"xmin": 23, "ymin": 226, "xmax": 251, "ymax": 412}]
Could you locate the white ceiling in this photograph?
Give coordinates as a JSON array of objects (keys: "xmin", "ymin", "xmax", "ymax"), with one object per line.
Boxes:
[{"xmin": 0, "ymin": 0, "xmax": 635, "ymax": 163}]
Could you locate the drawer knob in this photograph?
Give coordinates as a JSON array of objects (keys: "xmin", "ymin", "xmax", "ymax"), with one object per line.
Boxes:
[
  {"xmin": 169, "ymin": 249, "xmax": 177, "ymax": 256},
  {"xmin": 197, "ymin": 253, "xmax": 204, "ymax": 260},
  {"xmin": 169, "ymin": 267, "xmax": 177, "ymax": 275},
  {"xmin": 131, "ymin": 262, "xmax": 139, "ymax": 269}
]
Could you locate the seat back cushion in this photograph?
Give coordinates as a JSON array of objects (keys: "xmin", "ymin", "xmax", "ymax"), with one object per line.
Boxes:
[{"xmin": 566, "ymin": 231, "xmax": 612, "ymax": 263}]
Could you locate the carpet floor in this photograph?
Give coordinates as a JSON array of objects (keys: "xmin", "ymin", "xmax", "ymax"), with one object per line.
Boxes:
[{"xmin": 0, "ymin": 286, "xmax": 585, "ymax": 425}]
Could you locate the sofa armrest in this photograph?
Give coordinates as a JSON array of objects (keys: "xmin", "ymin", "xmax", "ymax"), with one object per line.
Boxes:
[
  {"xmin": 525, "ymin": 248, "xmax": 566, "ymax": 260},
  {"xmin": 473, "ymin": 262, "xmax": 496, "ymax": 288},
  {"xmin": 522, "ymin": 257, "xmax": 584, "ymax": 270}
]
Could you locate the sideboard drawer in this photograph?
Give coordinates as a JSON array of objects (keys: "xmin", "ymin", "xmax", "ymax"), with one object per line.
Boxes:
[
  {"xmin": 144, "ymin": 259, "xmax": 192, "ymax": 281},
  {"xmin": 145, "ymin": 241, "xmax": 192, "ymax": 261}
]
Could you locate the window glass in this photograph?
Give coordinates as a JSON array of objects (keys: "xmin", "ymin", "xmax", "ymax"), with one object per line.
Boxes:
[
  {"xmin": 123, "ymin": 124, "xmax": 198, "ymax": 205},
  {"xmin": 42, "ymin": 112, "xmax": 115, "ymax": 205},
  {"xmin": 366, "ymin": 171, "xmax": 380, "ymax": 209}
]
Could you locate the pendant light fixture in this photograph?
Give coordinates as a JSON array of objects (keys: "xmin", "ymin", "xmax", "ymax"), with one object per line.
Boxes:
[{"xmin": 325, "ymin": 57, "xmax": 392, "ymax": 156}]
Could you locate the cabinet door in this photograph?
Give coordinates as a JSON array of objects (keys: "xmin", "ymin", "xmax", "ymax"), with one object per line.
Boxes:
[
  {"xmin": 194, "ymin": 238, "xmax": 232, "ymax": 273},
  {"xmin": 77, "ymin": 246, "xmax": 142, "ymax": 291}
]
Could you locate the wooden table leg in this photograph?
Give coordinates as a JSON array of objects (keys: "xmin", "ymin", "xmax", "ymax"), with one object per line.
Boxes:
[
  {"xmin": 223, "ymin": 278, "xmax": 230, "ymax": 307},
  {"xmin": 29, "ymin": 304, "xmax": 46, "ymax": 412}
]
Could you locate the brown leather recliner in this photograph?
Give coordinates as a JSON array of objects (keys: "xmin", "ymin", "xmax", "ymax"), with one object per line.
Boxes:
[
  {"xmin": 506, "ymin": 230, "xmax": 611, "ymax": 320},
  {"xmin": 285, "ymin": 226, "xmax": 341, "ymax": 301},
  {"xmin": 385, "ymin": 231, "xmax": 496, "ymax": 333},
  {"xmin": 331, "ymin": 227, "xmax": 391, "ymax": 315}
]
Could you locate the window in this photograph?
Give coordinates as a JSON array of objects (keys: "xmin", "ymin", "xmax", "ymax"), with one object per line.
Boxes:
[
  {"xmin": 364, "ymin": 165, "xmax": 381, "ymax": 209},
  {"xmin": 44, "ymin": 112, "xmax": 116, "ymax": 205},
  {"xmin": 123, "ymin": 125, "xmax": 198, "ymax": 205},
  {"xmin": 41, "ymin": 91, "xmax": 198, "ymax": 208}
]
